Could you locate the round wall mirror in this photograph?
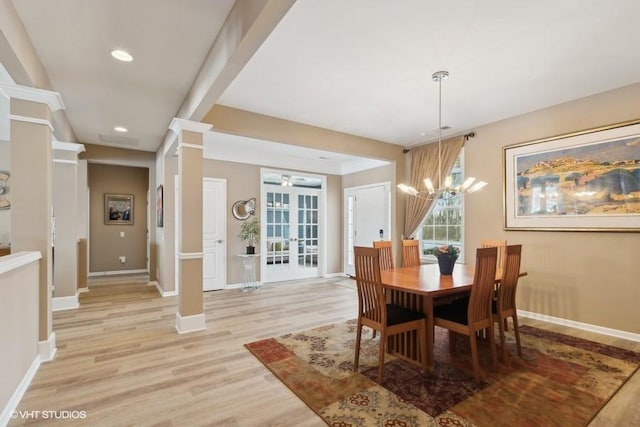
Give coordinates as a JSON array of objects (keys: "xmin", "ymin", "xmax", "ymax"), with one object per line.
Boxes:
[{"xmin": 232, "ymin": 198, "xmax": 256, "ymax": 220}]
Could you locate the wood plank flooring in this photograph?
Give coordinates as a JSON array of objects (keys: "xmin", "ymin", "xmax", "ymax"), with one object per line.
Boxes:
[{"xmin": 8, "ymin": 277, "xmax": 640, "ymax": 426}]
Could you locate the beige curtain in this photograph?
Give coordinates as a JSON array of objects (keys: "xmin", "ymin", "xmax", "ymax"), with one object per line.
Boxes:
[{"xmin": 404, "ymin": 135, "xmax": 465, "ymax": 238}]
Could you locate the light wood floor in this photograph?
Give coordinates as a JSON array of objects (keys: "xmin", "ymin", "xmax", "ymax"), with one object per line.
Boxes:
[{"xmin": 9, "ymin": 277, "xmax": 640, "ymax": 426}]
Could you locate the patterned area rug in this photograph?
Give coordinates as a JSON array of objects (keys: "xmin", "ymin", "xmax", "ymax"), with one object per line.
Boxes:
[{"xmin": 245, "ymin": 320, "xmax": 640, "ymax": 427}]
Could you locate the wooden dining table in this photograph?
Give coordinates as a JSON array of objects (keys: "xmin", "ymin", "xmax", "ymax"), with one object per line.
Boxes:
[{"xmin": 380, "ymin": 262, "xmax": 524, "ymax": 367}]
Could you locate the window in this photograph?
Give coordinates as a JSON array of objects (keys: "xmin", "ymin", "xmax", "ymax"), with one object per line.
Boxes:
[{"xmin": 419, "ymin": 151, "xmax": 465, "ymax": 260}]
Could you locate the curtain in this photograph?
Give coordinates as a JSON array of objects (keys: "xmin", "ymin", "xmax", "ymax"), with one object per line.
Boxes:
[{"xmin": 403, "ymin": 135, "xmax": 465, "ymax": 238}]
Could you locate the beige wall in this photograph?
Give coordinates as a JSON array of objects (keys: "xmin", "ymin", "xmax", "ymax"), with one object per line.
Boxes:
[
  {"xmin": 88, "ymin": 164, "xmax": 148, "ymax": 273},
  {"xmin": 465, "ymin": 82, "xmax": 640, "ymax": 334},
  {"xmin": 0, "ymin": 256, "xmax": 39, "ymax": 414}
]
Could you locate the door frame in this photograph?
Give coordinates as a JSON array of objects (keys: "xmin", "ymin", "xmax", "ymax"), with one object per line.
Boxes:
[
  {"xmin": 259, "ymin": 167, "xmax": 327, "ymax": 283},
  {"xmin": 343, "ymin": 181, "xmax": 391, "ymax": 276}
]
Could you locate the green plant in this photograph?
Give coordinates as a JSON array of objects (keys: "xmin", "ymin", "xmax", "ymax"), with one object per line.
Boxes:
[
  {"xmin": 238, "ymin": 217, "xmax": 260, "ymax": 247},
  {"xmin": 424, "ymin": 244, "xmax": 460, "ymax": 258}
]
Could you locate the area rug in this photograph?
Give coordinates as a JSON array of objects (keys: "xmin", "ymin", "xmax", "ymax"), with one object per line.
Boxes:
[{"xmin": 245, "ymin": 320, "xmax": 640, "ymax": 426}]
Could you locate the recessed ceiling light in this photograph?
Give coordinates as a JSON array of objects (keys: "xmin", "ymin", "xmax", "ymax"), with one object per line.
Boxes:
[
  {"xmin": 111, "ymin": 49, "xmax": 133, "ymax": 62},
  {"xmin": 114, "ymin": 126, "xmax": 128, "ymax": 133},
  {"xmin": 420, "ymin": 132, "xmax": 427, "ymax": 137}
]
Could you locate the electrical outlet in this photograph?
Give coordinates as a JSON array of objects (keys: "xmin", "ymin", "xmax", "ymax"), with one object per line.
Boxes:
[
  {"xmin": 120, "ymin": 231, "xmax": 125, "ymax": 238},
  {"xmin": 119, "ymin": 256, "xmax": 126, "ymax": 264}
]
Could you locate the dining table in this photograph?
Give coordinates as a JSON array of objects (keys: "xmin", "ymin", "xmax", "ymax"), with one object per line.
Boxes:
[{"xmin": 379, "ymin": 262, "xmax": 524, "ymax": 367}]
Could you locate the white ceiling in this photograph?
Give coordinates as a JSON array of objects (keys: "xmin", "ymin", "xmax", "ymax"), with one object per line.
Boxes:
[{"xmin": 5, "ymin": 0, "xmax": 640, "ymax": 174}]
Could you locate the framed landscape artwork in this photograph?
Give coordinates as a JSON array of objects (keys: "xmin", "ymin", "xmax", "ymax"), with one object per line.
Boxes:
[
  {"xmin": 104, "ymin": 194, "xmax": 134, "ymax": 225},
  {"xmin": 503, "ymin": 120, "xmax": 640, "ymax": 231}
]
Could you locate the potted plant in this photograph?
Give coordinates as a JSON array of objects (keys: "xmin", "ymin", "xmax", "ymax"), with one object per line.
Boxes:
[
  {"xmin": 424, "ymin": 244, "xmax": 460, "ymax": 275},
  {"xmin": 238, "ymin": 217, "xmax": 260, "ymax": 254}
]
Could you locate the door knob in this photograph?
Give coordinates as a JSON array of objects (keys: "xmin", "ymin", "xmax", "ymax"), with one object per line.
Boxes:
[{"xmin": 216, "ymin": 239, "xmax": 224, "ymax": 243}]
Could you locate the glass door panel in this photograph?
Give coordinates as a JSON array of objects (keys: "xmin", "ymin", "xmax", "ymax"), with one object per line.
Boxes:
[
  {"xmin": 263, "ymin": 187, "xmax": 320, "ymax": 282},
  {"xmin": 266, "ymin": 191, "xmax": 290, "ymax": 272}
]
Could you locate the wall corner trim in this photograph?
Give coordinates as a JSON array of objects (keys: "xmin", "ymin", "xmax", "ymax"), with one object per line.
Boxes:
[
  {"xmin": 175, "ymin": 313, "xmax": 206, "ymax": 334},
  {"xmin": 38, "ymin": 332, "xmax": 57, "ymax": 362},
  {"xmin": 149, "ymin": 281, "xmax": 177, "ymax": 297},
  {"xmin": 52, "ymin": 294, "xmax": 79, "ymax": 311}
]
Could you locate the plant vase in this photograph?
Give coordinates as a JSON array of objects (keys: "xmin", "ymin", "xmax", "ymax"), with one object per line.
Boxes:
[
  {"xmin": 437, "ymin": 255, "xmax": 457, "ymax": 275},
  {"xmin": 246, "ymin": 245, "xmax": 255, "ymax": 255}
]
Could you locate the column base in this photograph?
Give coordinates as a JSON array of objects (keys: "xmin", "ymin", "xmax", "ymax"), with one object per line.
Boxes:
[{"xmin": 175, "ymin": 313, "xmax": 206, "ymax": 334}]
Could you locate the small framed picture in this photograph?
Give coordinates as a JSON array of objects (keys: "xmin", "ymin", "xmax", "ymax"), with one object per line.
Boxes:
[
  {"xmin": 156, "ymin": 185, "xmax": 164, "ymax": 228},
  {"xmin": 105, "ymin": 194, "xmax": 134, "ymax": 225}
]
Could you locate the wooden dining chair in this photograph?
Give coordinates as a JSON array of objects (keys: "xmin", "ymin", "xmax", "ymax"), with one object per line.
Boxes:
[
  {"xmin": 373, "ymin": 240, "xmax": 394, "ymax": 270},
  {"xmin": 481, "ymin": 239, "xmax": 507, "ymax": 272},
  {"xmin": 353, "ymin": 246, "xmax": 427, "ymax": 383},
  {"xmin": 493, "ymin": 244, "xmax": 523, "ymax": 360},
  {"xmin": 401, "ymin": 239, "xmax": 421, "ymax": 267},
  {"xmin": 433, "ymin": 246, "xmax": 498, "ymax": 382}
]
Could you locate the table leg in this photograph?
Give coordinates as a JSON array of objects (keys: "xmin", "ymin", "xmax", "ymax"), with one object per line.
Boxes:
[{"xmin": 425, "ymin": 296, "xmax": 435, "ymax": 367}]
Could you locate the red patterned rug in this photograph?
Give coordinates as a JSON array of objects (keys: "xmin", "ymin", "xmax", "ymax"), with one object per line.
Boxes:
[{"xmin": 245, "ymin": 320, "xmax": 640, "ymax": 426}]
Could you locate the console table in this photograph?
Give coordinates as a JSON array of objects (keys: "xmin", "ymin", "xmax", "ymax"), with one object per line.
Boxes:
[{"xmin": 236, "ymin": 253, "xmax": 260, "ymax": 291}]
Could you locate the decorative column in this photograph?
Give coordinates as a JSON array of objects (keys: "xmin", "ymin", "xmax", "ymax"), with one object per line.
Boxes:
[
  {"xmin": 1, "ymin": 83, "xmax": 64, "ymax": 361},
  {"xmin": 169, "ymin": 118, "xmax": 211, "ymax": 333},
  {"xmin": 52, "ymin": 141, "xmax": 85, "ymax": 311}
]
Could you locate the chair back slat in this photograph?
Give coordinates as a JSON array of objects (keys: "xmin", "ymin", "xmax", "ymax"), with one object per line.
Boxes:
[
  {"xmin": 354, "ymin": 246, "xmax": 386, "ymax": 326},
  {"xmin": 402, "ymin": 239, "xmax": 421, "ymax": 267},
  {"xmin": 373, "ymin": 240, "xmax": 394, "ymax": 270},
  {"xmin": 481, "ymin": 239, "xmax": 507, "ymax": 271},
  {"xmin": 468, "ymin": 246, "xmax": 498, "ymax": 326},
  {"xmin": 497, "ymin": 244, "xmax": 522, "ymax": 314}
]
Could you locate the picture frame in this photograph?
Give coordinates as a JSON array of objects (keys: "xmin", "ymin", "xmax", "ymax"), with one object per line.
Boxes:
[
  {"xmin": 503, "ymin": 119, "xmax": 640, "ymax": 232},
  {"xmin": 156, "ymin": 185, "xmax": 164, "ymax": 228},
  {"xmin": 105, "ymin": 194, "xmax": 134, "ymax": 225}
]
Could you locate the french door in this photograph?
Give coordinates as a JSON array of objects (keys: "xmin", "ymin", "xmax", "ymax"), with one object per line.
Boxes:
[{"xmin": 262, "ymin": 187, "xmax": 320, "ymax": 282}]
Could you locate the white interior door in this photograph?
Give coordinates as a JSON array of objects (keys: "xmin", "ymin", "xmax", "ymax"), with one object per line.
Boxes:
[
  {"xmin": 344, "ymin": 182, "xmax": 391, "ymax": 276},
  {"xmin": 203, "ymin": 178, "xmax": 226, "ymax": 291},
  {"xmin": 175, "ymin": 176, "xmax": 227, "ymax": 293}
]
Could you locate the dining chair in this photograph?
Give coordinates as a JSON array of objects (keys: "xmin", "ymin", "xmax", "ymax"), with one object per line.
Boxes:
[
  {"xmin": 493, "ymin": 244, "xmax": 523, "ymax": 360},
  {"xmin": 481, "ymin": 239, "xmax": 507, "ymax": 272},
  {"xmin": 372, "ymin": 240, "xmax": 394, "ymax": 270},
  {"xmin": 353, "ymin": 246, "xmax": 428, "ymax": 383},
  {"xmin": 401, "ymin": 239, "xmax": 421, "ymax": 267},
  {"xmin": 433, "ymin": 246, "xmax": 498, "ymax": 382}
]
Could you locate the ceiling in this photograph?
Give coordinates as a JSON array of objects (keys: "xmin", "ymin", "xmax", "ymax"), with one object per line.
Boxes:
[{"xmin": 4, "ymin": 0, "xmax": 640, "ymax": 174}]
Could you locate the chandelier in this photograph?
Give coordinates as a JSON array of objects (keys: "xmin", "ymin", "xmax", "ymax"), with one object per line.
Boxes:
[{"xmin": 397, "ymin": 71, "xmax": 487, "ymax": 200}]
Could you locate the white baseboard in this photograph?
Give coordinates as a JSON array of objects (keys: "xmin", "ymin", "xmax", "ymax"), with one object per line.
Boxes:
[
  {"xmin": 38, "ymin": 332, "xmax": 57, "ymax": 362},
  {"xmin": 323, "ymin": 272, "xmax": 346, "ymax": 278},
  {"xmin": 88, "ymin": 269, "xmax": 148, "ymax": 277},
  {"xmin": 149, "ymin": 281, "xmax": 177, "ymax": 297},
  {"xmin": 224, "ymin": 282, "xmax": 262, "ymax": 290},
  {"xmin": 52, "ymin": 294, "xmax": 79, "ymax": 311},
  {"xmin": 175, "ymin": 313, "xmax": 206, "ymax": 334},
  {"xmin": 0, "ymin": 354, "xmax": 41, "ymax": 427},
  {"xmin": 518, "ymin": 310, "xmax": 640, "ymax": 343}
]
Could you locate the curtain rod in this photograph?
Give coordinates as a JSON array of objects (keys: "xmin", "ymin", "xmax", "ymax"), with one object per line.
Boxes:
[{"xmin": 402, "ymin": 131, "xmax": 475, "ymax": 153}]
